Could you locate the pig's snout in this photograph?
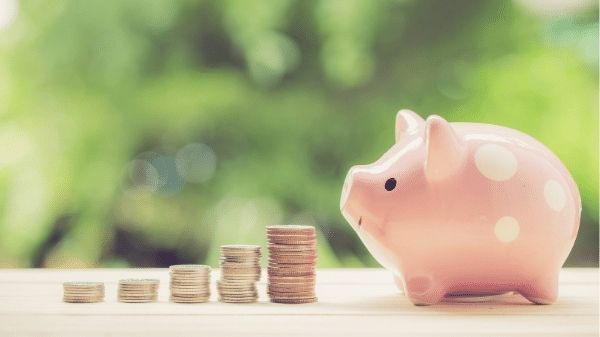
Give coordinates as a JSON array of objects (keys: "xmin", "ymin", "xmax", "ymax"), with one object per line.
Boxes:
[
  {"xmin": 341, "ymin": 165, "xmax": 370, "ymax": 229},
  {"xmin": 340, "ymin": 174, "xmax": 352, "ymax": 211},
  {"xmin": 340, "ymin": 166, "xmax": 359, "ymax": 211}
]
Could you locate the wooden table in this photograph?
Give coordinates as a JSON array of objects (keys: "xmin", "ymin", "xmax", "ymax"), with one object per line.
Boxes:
[{"xmin": 0, "ymin": 268, "xmax": 597, "ymax": 336}]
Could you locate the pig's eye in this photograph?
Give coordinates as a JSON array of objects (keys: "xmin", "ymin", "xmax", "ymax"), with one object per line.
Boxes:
[{"xmin": 384, "ymin": 178, "xmax": 396, "ymax": 191}]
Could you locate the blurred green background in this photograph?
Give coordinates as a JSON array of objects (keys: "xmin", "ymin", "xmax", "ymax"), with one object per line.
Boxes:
[{"xmin": 0, "ymin": 0, "xmax": 597, "ymax": 268}]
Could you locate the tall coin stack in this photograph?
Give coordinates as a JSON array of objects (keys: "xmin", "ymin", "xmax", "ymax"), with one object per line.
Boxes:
[
  {"xmin": 118, "ymin": 279, "xmax": 159, "ymax": 303},
  {"xmin": 63, "ymin": 282, "xmax": 104, "ymax": 303},
  {"xmin": 169, "ymin": 265, "xmax": 211, "ymax": 303},
  {"xmin": 267, "ymin": 225, "xmax": 317, "ymax": 304},
  {"xmin": 217, "ymin": 245, "xmax": 261, "ymax": 303}
]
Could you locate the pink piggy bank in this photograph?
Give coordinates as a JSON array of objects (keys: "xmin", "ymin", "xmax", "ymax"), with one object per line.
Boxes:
[{"xmin": 340, "ymin": 110, "xmax": 581, "ymax": 305}]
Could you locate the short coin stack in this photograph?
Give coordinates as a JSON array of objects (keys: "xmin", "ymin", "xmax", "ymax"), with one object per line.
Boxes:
[
  {"xmin": 118, "ymin": 279, "xmax": 159, "ymax": 303},
  {"xmin": 169, "ymin": 264, "xmax": 211, "ymax": 303},
  {"xmin": 217, "ymin": 245, "xmax": 261, "ymax": 303},
  {"xmin": 267, "ymin": 225, "xmax": 317, "ymax": 304},
  {"xmin": 63, "ymin": 282, "xmax": 104, "ymax": 303}
]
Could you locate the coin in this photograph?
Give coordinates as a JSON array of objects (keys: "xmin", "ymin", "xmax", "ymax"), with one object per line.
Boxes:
[
  {"xmin": 270, "ymin": 297, "xmax": 317, "ymax": 304},
  {"xmin": 63, "ymin": 281, "xmax": 104, "ymax": 303},
  {"xmin": 169, "ymin": 264, "xmax": 211, "ymax": 304},
  {"xmin": 118, "ymin": 279, "xmax": 159, "ymax": 303},
  {"xmin": 218, "ymin": 244, "xmax": 261, "ymax": 303},
  {"xmin": 266, "ymin": 225, "xmax": 317, "ymax": 304}
]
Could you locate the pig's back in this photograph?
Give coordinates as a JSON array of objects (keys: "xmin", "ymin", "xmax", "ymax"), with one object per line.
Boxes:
[
  {"xmin": 452, "ymin": 122, "xmax": 579, "ymax": 198},
  {"xmin": 432, "ymin": 122, "xmax": 581, "ymax": 275},
  {"xmin": 452, "ymin": 122, "xmax": 581, "ymax": 222}
]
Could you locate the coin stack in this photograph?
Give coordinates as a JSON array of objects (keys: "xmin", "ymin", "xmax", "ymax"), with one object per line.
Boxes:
[
  {"xmin": 63, "ymin": 282, "xmax": 104, "ymax": 303},
  {"xmin": 118, "ymin": 279, "xmax": 159, "ymax": 303},
  {"xmin": 217, "ymin": 244, "xmax": 261, "ymax": 303},
  {"xmin": 267, "ymin": 225, "xmax": 317, "ymax": 304},
  {"xmin": 169, "ymin": 264, "xmax": 211, "ymax": 303}
]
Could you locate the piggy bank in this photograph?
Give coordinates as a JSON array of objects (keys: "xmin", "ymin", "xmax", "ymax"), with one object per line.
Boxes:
[{"xmin": 340, "ymin": 110, "xmax": 581, "ymax": 305}]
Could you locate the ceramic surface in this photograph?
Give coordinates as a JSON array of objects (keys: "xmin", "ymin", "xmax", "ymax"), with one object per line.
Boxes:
[{"xmin": 340, "ymin": 110, "xmax": 581, "ymax": 305}]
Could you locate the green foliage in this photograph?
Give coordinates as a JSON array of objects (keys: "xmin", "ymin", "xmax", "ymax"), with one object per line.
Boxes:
[{"xmin": 0, "ymin": 0, "xmax": 597, "ymax": 267}]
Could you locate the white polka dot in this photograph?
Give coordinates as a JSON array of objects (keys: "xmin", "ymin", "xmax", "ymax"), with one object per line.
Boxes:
[
  {"xmin": 474, "ymin": 144, "xmax": 518, "ymax": 181},
  {"xmin": 494, "ymin": 216, "xmax": 520, "ymax": 243},
  {"xmin": 544, "ymin": 180, "xmax": 566, "ymax": 212}
]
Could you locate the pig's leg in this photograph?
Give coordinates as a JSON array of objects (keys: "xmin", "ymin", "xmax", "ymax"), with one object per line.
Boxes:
[
  {"xmin": 404, "ymin": 274, "xmax": 446, "ymax": 305},
  {"xmin": 519, "ymin": 274, "xmax": 559, "ymax": 305}
]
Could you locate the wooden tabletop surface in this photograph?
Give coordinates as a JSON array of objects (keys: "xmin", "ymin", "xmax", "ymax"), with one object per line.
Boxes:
[{"xmin": 0, "ymin": 268, "xmax": 597, "ymax": 336}]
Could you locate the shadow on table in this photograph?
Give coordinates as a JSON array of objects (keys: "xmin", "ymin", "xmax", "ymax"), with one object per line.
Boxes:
[{"xmin": 328, "ymin": 292, "xmax": 578, "ymax": 315}]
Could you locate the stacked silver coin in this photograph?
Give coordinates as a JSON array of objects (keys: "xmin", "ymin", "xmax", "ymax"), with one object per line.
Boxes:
[
  {"xmin": 118, "ymin": 279, "xmax": 159, "ymax": 303},
  {"xmin": 169, "ymin": 264, "xmax": 211, "ymax": 303},
  {"xmin": 217, "ymin": 244, "xmax": 261, "ymax": 303},
  {"xmin": 267, "ymin": 225, "xmax": 317, "ymax": 304},
  {"xmin": 63, "ymin": 282, "xmax": 104, "ymax": 303}
]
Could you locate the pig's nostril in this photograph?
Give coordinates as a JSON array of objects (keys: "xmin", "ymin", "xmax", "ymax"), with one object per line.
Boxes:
[{"xmin": 358, "ymin": 216, "xmax": 362, "ymax": 227}]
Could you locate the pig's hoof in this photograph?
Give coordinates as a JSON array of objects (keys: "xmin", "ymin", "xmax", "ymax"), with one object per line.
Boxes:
[
  {"xmin": 523, "ymin": 296, "xmax": 555, "ymax": 305},
  {"xmin": 519, "ymin": 277, "xmax": 559, "ymax": 305},
  {"xmin": 405, "ymin": 275, "xmax": 445, "ymax": 305}
]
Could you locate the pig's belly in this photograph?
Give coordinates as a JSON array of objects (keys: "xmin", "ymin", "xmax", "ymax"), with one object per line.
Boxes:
[{"xmin": 390, "ymin": 236, "xmax": 568, "ymax": 294}]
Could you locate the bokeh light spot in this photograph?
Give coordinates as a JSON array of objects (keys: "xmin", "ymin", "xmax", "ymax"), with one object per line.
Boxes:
[
  {"xmin": 246, "ymin": 33, "xmax": 300, "ymax": 86},
  {"xmin": 150, "ymin": 155, "xmax": 185, "ymax": 196},
  {"xmin": 175, "ymin": 143, "xmax": 217, "ymax": 184},
  {"xmin": 129, "ymin": 157, "xmax": 162, "ymax": 192}
]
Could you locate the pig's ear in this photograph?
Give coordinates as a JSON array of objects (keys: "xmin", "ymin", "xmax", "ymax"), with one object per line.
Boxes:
[
  {"xmin": 395, "ymin": 109, "xmax": 424, "ymax": 142},
  {"xmin": 424, "ymin": 115, "xmax": 464, "ymax": 182}
]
